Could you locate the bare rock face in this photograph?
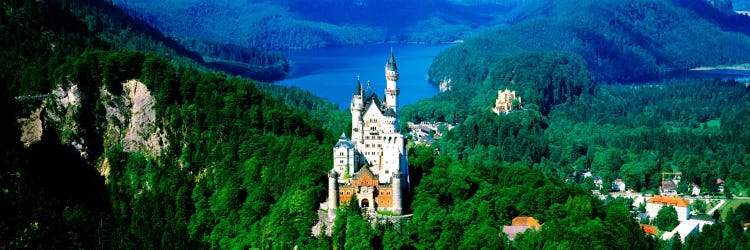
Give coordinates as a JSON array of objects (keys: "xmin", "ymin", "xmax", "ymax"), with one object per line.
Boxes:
[
  {"xmin": 121, "ymin": 80, "xmax": 168, "ymax": 155},
  {"xmin": 100, "ymin": 79, "xmax": 168, "ymax": 157},
  {"xmin": 45, "ymin": 82, "xmax": 88, "ymax": 159},
  {"xmin": 17, "ymin": 101, "xmax": 44, "ymax": 148}
]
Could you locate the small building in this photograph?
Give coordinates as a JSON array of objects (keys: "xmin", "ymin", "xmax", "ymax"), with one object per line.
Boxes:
[
  {"xmin": 661, "ymin": 220, "xmax": 700, "ymax": 242},
  {"xmin": 592, "ymin": 176, "xmax": 603, "ymax": 189},
  {"xmin": 691, "ymin": 184, "xmax": 701, "ymax": 197},
  {"xmin": 646, "ymin": 195, "xmax": 690, "ymax": 222},
  {"xmin": 612, "ymin": 178, "xmax": 626, "ymax": 192},
  {"xmin": 512, "ymin": 216, "xmax": 541, "ymax": 227},
  {"xmin": 502, "ymin": 216, "xmax": 541, "ymax": 240},
  {"xmin": 717, "ymin": 179, "xmax": 725, "ymax": 193},
  {"xmin": 661, "ymin": 219, "xmax": 713, "ymax": 242},
  {"xmin": 493, "ymin": 89, "xmax": 522, "ymax": 115},
  {"xmin": 661, "ymin": 180, "xmax": 678, "ymax": 196}
]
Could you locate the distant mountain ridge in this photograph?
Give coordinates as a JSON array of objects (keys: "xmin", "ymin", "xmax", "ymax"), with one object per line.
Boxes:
[
  {"xmin": 429, "ymin": 0, "xmax": 750, "ymax": 84},
  {"xmin": 111, "ymin": 0, "xmax": 545, "ymax": 50}
]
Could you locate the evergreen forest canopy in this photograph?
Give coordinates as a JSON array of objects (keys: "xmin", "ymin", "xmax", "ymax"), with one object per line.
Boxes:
[{"xmin": 2, "ymin": 0, "xmax": 750, "ymax": 249}]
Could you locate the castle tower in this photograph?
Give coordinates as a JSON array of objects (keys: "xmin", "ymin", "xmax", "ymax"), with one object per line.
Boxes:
[
  {"xmin": 392, "ymin": 172, "xmax": 403, "ymax": 215},
  {"xmin": 327, "ymin": 170, "xmax": 338, "ymax": 220},
  {"xmin": 385, "ymin": 49, "xmax": 400, "ymax": 111},
  {"xmin": 351, "ymin": 76, "xmax": 364, "ymax": 143}
]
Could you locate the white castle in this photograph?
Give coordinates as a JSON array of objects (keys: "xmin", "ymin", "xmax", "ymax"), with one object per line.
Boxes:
[{"xmin": 326, "ymin": 51, "xmax": 410, "ymax": 218}]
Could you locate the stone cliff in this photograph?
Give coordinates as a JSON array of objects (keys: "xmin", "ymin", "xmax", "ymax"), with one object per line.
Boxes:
[{"xmin": 17, "ymin": 79, "xmax": 168, "ymax": 179}]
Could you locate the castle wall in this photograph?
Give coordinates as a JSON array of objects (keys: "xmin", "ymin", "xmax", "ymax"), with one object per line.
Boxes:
[
  {"xmin": 376, "ymin": 187, "xmax": 393, "ymax": 208},
  {"xmin": 339, "ymin": 187, "xmax": 355, "ymax": 206}
]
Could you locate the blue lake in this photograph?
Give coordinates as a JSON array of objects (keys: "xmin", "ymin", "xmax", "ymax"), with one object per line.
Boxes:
[
  {"xmin": 685, "ymin": 69, "xmax": 750, "ymax": 82},
  {"xmin": 277, "ymin": 44, "xmax": 451, "ymax": 109}
]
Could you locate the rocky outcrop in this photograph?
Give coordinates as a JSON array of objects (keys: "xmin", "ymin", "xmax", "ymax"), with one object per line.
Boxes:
[
  {"xmin": 17, "ymin": 101, "xmax": 44, "ymax": 148},
  {"xmin": 100, "ymin": 79, "xmax": 168, "ymax": 157},
  {"xmin": 44, "ymin": 82, "xmax": 88, "ymax": 158},
  {"xmin": 17, "ymin": 79, "xmax": 168, "ymax": 178}
]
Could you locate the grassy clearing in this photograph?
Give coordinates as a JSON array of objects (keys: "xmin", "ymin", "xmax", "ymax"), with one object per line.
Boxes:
[
  {"xmin": 376, "ymin": 210, "xmax": 398, "ymax": 216},
  {"xmin": 718, "ymin": 199, "xmax": 750, "ymax": 221}
]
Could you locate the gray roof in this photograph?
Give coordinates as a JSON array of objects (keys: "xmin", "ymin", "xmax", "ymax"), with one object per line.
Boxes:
[
  {"xmin": 386, "ymin": 49, "xmax": 397, "ymax": 71},
  {"xmin": 334, "ymin": 133, "xmax": 354, "ymax": 148},
  {"xmin": 384, "ymin": 108, "xmax": 396, "ymax": 117},
  {"xmin": 364, "ymin": 94, "xmax": 385, "ymax": 113},
  {"xmin": 354, "ymin": 76, "xmax": 362, "ymax": 95}
]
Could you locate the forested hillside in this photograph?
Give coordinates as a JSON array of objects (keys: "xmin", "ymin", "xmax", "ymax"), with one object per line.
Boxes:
[
  {"xmin": 110, "ymin": 0, "xmax": 547, "ymax": 50},
  {"xmin": 429, "ymin": 0, "xmax": 750, "ymax": 84},
  {"xmin": 1, "ymin": 0, "xmax": 346, "ymax": 248},
  {"xmin": 4, "ymin": 0, "xmax": 750, "ymax": 249}
]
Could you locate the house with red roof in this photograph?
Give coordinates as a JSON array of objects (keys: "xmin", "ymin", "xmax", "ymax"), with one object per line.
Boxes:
[
  {"xmin": 646, "ymin": 195, "xmax": 691, "ymax": 222},
  {"xmin": 502, "ymin": 216, "xmax": 541, "ymax": 240}
]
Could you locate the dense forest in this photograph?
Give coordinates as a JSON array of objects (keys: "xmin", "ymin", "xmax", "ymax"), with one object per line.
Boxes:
[
  {"xmin": 429, "ymin": 0, "xmax": 750, "ymax": 84},
  {"xmin": 3, "ymin": 0, "xmax": 750, "ymax": 249}
]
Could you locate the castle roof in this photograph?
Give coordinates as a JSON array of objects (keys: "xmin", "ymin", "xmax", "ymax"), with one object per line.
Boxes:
[
  {"xmin": 354, "ymin": 75, "xmax": 362, "ymax": 95},
  {"xmin": 386, "ymin": 48, "xmax": 397, "ymax": 71},
  {"xmin": 647, "ymin": 195, "xmax": 689, "ymax": 207},
  {"xmin": 334, "ymin": 133, "xmax": 354, "ymax": 148},
  {"xmin": 363, "ymin": 93, "xmax": 386, "ymax": 114},
  {"xmin": 354, "ymin": 165, "xmax": 376, "ymax": 179},
  {"xmin": 383, "ymin": 108, "xmax": 397, "ymax": 117}
]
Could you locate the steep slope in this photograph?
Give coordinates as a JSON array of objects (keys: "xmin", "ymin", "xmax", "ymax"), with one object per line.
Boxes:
[
  {"xmin": 429, "ymin": 0, "xmax": 750, "ymax": 84},
  {"xmin": 2, "ymin": 0, "xmax": 345, "ymax": 248}
]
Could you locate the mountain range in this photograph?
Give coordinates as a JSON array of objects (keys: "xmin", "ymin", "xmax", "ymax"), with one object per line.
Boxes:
[
  {"xmin": 111, "ymin": 0, "xmax": 551, "ymax": 50},
  {"xmin": 429, "ymin": 0, "xmax": 750, "ymax": 84}
]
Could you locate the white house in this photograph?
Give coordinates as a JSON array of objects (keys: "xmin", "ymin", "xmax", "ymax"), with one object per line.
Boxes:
[{"xmin": 612, "ymin": 178, "xmax": 626, "ymax": 192}]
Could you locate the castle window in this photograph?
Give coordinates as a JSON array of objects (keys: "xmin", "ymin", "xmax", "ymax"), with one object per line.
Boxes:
[
  {"xmin": 347, "ymin": 192, "xmax": 351, "ymax": 195},
  {"xmin": 340, "ymin": 192, "xmax": 343, "ymax": 195},
  {"xmin": 387, "ymin": 192, "xmax": 390, "ymax": 195}
]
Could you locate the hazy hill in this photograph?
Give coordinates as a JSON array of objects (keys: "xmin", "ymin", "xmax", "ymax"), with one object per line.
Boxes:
[
  {"xmin": 111, "ymin": 0, "xmax": 550, "ymax": 50},
  {"xmin": 429, "ymin": 0, "xmax": 750, "ymax": 84}
]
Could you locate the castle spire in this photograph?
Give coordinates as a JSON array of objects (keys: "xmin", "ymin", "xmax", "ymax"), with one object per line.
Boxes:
[
  {"xmin": 355, "ymin": 74, "xmax": 362, "ymax": 95},
  {"xmin": 386, "ymin": 47, "xmax": 397, "ymax": 71},
  {"xmin": 385, "ymin": 49, "xmax": 400, "ymax": 111}
]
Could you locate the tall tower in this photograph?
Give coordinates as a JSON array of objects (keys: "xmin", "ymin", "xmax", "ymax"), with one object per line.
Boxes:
[
  {"xmin": 385, "ymin": 49, "xmax": 400, "ymax": 111},
  {"xmin": 351, "ymin": 76, "xmax": 364, "ymax": 143},
  {"xmin": 392, "ymin": 172, "xmax": 402, "ymax": 215},
  {"xmin": 327, "ymin": 170, "xmax": 338, "ymax": 220}
]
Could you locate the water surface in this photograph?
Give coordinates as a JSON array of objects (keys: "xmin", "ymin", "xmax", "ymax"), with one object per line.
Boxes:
[{"xmin": 278, "ymin": 44, "xmax": 451, "ymax": 109}]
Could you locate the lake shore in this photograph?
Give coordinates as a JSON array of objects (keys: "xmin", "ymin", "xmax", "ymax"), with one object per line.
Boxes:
[{"xmin": 690, "ymin": 64, "xmax": 750, "ymax": 71}]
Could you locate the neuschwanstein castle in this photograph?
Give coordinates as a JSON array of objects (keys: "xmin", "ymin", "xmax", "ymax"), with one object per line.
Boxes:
[{"xmin": 325, "ymin": 51, "xmax": 410, "ymax": 219}]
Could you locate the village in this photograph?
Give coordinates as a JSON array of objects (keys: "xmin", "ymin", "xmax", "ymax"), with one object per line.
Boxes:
[{"xmin": 573, "ymin": 168, "xmax": 748, "ymax": 243}]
